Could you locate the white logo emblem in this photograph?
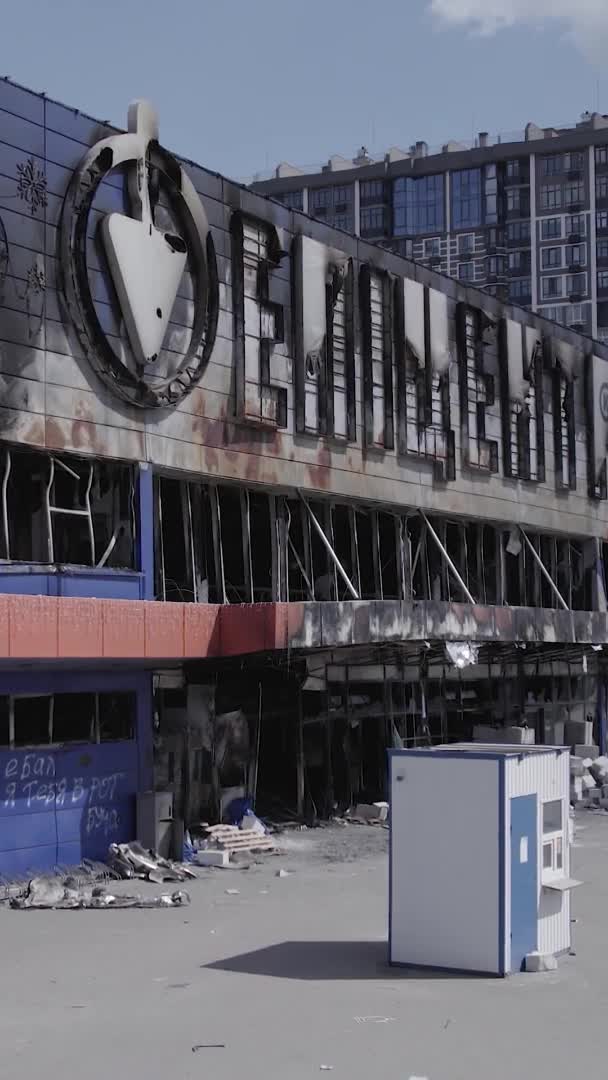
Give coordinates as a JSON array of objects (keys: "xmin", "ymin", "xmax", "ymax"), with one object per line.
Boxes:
[{"xmin": 60, "ymin": 100, "xmax": 218, "ymax": 409}]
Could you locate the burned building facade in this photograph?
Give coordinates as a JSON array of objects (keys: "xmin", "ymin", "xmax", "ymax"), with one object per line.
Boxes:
[{"xmin": 0, "ymin": 80, "xmax": 608, "ymax": 873}]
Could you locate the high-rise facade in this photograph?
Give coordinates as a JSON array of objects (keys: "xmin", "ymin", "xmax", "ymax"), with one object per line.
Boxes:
[{"xmin": 253, "ymin": 115, "xmax": 608, "ymax": 343}]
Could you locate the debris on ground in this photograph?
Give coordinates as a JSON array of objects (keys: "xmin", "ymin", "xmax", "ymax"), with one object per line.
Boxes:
[
  {"xmin": 192, "ymin": 1045, "xmax": 225, "ymax": 1052},
  {"xmin": 524, "ymin": 950, "xmax": 558, "ymax": 973},
  {"xmin": 570, "ymin": 750, "xmax": 608, "ymax": 809},
  {"xmin": 10, "ymin": 877, "xmax": 189, "ymax": 910},
  {"xmin": 276, "ymin": 868, "xmax": 291, "ymax": 878},
  {"xmin": 0, "ymin": 860, "xmax": 117, "ymax": 904},
  {"xmin": 342, "ymin": 802, "xmax": 390, "ymax": 826},
  {"xmin": 197, "ymin": 823, "xmax": 275, "ymax": 854},
  {"xmin": 107, "ymin": 841, "xmax": 197, "ymax": 883}
]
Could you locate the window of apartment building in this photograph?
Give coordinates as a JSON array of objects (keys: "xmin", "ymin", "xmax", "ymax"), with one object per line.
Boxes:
[
  {"xmin": 333, "ymin": 215, "xmax": 353, "ymax": 232},
  {"xmin": 542, "ymin": 246, "xmax": 562, "ymax": 269},
  {"xmin": 310, "ymin": 188, "xmax": 331, "ymax": 209},
  {"xmin": 564, "ymin": 152, "xmax": 585, "ymax": 172},
  {"xmin": 360, "ymin": 206, "xmax": 386, "ymax": 234},
  {"xmin": 564, "ymin": 181, "xmax": 584, "ymax": 206},
  {"xmin": 542, "ymin": 276, "xmax": 563, "ymax": 299},
  {"xmin": 487, "ymin": 255, "xmax": 506, "ymax": 275},
  {"xmin": 541, "ymin": 217, "xmax": 561, "ymax": 240},
  {"xmin": 451, "ymin": 168, "xmax": 482, "ymax": 229},
  {"xmin": 332, "ymin": 185, "xmax": 352, "ymax": 206},
  {"xmin": 597, "ymin": 239, "xmax": 608, "ymax": 260},
  {"xmin": 360, "ymin": 179, "xmax": 384, "ymax": 202},
  {"xmin": 597, "ymin": 175, "xmax": 608, "ymax": 200},
  {"xmin": 280, "ymin": 190, "xmax": 303, "ymax": 210},
  {"xmin": 508, "ymin": 251, "xmax": 521, "ymax": 271},
  {"xmin": 506, "ymin": 187, "xmax": 521, "ymax": 213},
  {"xmin": 597, "ymin": 211, "xmax": 608, "ymax": 231},
  {"xmin": 506, "ymin": 159, "xmax": 520, "ymax": 179},
  {"xmin": 458, "ymin": 233, "xmax": 475, "ymax": 254},
  {"xmin": 566, "ymin": 213, "xmax": 586, "ymax": 237},
  {"xmin": 458, "ymin": 262, "xmax": 474, "ymax": 282},
  {"xmin": 539, "ymin": 305, "xmax": 562, "ymax": 322},
  {"xmin": 506, "ymin": 220, "xmax": 530, "ymax": 242},
  {"xmin": 540, "ymin": 185, "xmax": 562, "ymax": 209},
  {"xmin": 542, "ymin": 155, "xmax": 562, "ymax": 176},
  {"xmin": 570, "ymin": 274, "xmax": 587, "ymax": 295},
  {"xmin": 566, "ymin": 304, "xmax": 584, "ymax": 324},
  {"xmin": 596, "ymin": 146, "xmax": 608, "ymax": 166},
  {"xmin": 565, "ymin": 244, "xmax": 586, "ymax": 267},
  {"xmin": 509, "ymin": 278, "xmax": 531, "ymax": 300},
  {"xmin": 424, "ymin": 237, "xmax": 441, "ymax": 258},
  {"xmin": 487, "ymin": 227, "xmax": 504, "ymax": 246},
  {"xmin": 393, "ymin": 174, "xmax": 444, "ymax": 236},
  {"xmin": 485, "ymin": 164, "xmax": 498, "ymax": 223},
  {"xmin": 598, "ymin": 270, "xmax": 608, "ymax": 290}
]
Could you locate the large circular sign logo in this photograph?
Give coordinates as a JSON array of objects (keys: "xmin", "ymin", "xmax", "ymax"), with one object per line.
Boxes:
[
  {"xmin": 59, "ymin": 100, "xmax": 218, "ymax": 409},
  {"xmin": 600, "ymin": 383, "xmax": 608, "ymax": 423}
]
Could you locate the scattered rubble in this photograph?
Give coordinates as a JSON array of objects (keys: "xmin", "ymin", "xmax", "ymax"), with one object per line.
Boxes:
[
  {"xmin": 343, "ymin": 802, "xmax": 389, "ymax": 826},
  {"xmin": 570, "ymin": 750, "xmax": 608, "ymax": 809},
  {"xmin": 10, "ymin": 876, "xmax": 189, "ymax": 910},
  {"xmin": 107, "ymin": 842, "xmax": 197, "ymax": 883}
]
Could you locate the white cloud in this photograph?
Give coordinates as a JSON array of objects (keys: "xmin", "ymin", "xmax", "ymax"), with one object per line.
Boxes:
[{"xmin": 429, "ymin": 1, "xmax": 608, "ymax": 62}]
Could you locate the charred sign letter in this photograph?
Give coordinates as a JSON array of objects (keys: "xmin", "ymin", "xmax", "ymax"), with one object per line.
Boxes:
[
  {"xmin": 359, "ymin": 265, "xmax": 394, "ymax": 450},
  {"xmin": 230, "ymin": 212, "xmax": 287, "ymax": 428},
  {"xmin": 394, "ymin": 279, "xmax": 455, "ymax": 480},
  {"xmin": 292, "ymin": 235, "xmax": 356, "ymax": 439},
  {"xmin": 585, "ymin": 352, "xmax": 608, "ymax": 499},
  {"xmin": 544, "ymin": 337, "xmax": 577, "ymax": 491},
  {"xmin": 498, "ymin": 319, "xmax": 545, "ymax": 482},
  {"xmin": 456, "ymin": 303, "xmax": 498, "ymax": 472}
]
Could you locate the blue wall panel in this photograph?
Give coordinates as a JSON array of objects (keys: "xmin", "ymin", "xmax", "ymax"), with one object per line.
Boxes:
[
  {"xmin": 0, "ymin": 741, "xmax": 137, "ymax": 873},
  {"xmin": 0, "ymin": 567, "xmax": 144, "ymax": 600},
  {"xmin": 0, "ymin": 670, "xmax": 152, "ymax": 877}
]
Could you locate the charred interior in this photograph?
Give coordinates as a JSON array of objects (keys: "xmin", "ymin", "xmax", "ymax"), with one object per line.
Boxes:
[
  {"xmin": 155, "ymin": 474, "xmax": 603, "ymax": 611},
  {"xmin": 0, "ymin": 446, "xmax": 136, "ymax": 569}
]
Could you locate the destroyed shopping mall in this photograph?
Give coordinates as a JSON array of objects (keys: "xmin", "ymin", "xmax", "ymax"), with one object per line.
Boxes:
[{"xmin": 1, "ymin": 78, "xmax": 608, "ymax": 875}]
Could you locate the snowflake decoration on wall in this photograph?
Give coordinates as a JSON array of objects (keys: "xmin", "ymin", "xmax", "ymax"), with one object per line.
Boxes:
[
  {"xmin": 16, "ymin": 158, "xmax": 48, "ymax": 216},
  {"xmin": 25, "ymin": 263, "xmax": 46, "ymax": 295}
]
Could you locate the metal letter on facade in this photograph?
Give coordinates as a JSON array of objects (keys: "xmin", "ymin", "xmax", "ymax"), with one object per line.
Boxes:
[
  {"xmin": 230, "ymin": 212, "xmax": 287, "ymax": 428},
  {"xmin": 292, "ymin": 235, "xmax": 355, "ymax": 440},
  {"xmin": 394, "ymin": 279, "xmax": 455, "ymax": 480},
  {"xmin": 586, "ymin": 352, "xmax": 608, "ymax": 499},
  {"xmin": 359, "ymin": 265, "xmax": 394, "ymax": 450},
  {"xmin": 498, "ymin": 319, "xmax": 545, "ymax": 482},
  {"xmin": 456, "ymin": 303, "xmax": 498, "ymax": 472}
]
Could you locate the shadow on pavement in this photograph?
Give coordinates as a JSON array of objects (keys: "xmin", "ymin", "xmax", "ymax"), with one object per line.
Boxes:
[{"xmin": 204, "ymin": 940, "xmax": 483, "ymax": 980}]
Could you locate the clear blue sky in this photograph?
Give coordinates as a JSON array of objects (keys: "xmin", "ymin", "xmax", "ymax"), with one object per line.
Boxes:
[{"xmin": 1, "ymin": 0, "xmax": 604, "ymax": 180}]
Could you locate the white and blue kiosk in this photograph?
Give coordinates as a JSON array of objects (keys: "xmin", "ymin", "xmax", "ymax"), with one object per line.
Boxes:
[{"xmin": 388, "ymin": 744, "xmax": 577, "ymax": 974}]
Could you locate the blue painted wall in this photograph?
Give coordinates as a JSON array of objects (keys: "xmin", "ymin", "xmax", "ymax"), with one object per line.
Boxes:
[{"xmin": 0, "ymin": 669, "xmax": 153, "ymax": 877}]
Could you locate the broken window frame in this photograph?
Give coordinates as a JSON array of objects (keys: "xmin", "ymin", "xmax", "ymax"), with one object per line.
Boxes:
[
  {"xmin": 0, "ymin": 446, "xmax": 136, "ymax": 571},
  {"xmin": 0, "ymin": 690, "xmax": 135, "ymax": 749},
  {"xmin": 456, "ymin": 303, "xmax": 499, "ymax": 473},
  {"xmin": 230, "ymin": 211, "xmax": 287, "ymax": 430},
  {"xmin": 394, "ymin": 280, "xmax": 455, "ymax": 480},
  {"xmin": 359, "ymin": 264, "xmax": 395, "ymax": 450}
]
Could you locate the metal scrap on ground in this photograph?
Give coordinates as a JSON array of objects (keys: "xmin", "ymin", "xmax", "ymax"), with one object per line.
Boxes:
[
  {"xmin": 9, "ymin": 876, "xmax": 190, "ymax": 909},
  {"xmin": 107, "ymin": 841, "xmax": 197, "ymax": 882}
]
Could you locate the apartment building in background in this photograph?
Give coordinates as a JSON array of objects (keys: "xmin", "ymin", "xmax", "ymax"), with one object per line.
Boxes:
[{"xmin": 252, "ymin": 113, "xmax": 608, "ymax": 343}]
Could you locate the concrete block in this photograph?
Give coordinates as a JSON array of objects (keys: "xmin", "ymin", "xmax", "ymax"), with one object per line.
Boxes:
[
  {"xmin": 525, "ymin": 951, "xmax": 558, "ymax": 973},
  {"xmin": 566, "ymin": 721, "xmax": 594, "ymax": 746},
  {"xmin": 569, "ymin": 756, "xmax": 585, "ymax": 777},
  {"xmin": 573, "ymin": 745, "xmax": 599, "ymax": 760},
  {"xmin": 585, "ymin": 788, "xmax": 601, "ymax": 802},
  {"xmin": 194, "ymin": 849, "xmax": 231, "ymax": 868},
  {"xmin": 601, "ymin": 785, "xmax": 608, "ymax": 798},
  {"xmin": 599, "ymin": 798, "xmax": 608, "ymax": 809}
]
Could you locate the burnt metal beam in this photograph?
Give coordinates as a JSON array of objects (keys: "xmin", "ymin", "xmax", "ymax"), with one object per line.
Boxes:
[
  {"xmin": 519, "ymin": 526, "xmax": 570, "ymax": 612},
  {"xmin": 420, "ymin": 510, "xmax": 476, "ymax": 605}
]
